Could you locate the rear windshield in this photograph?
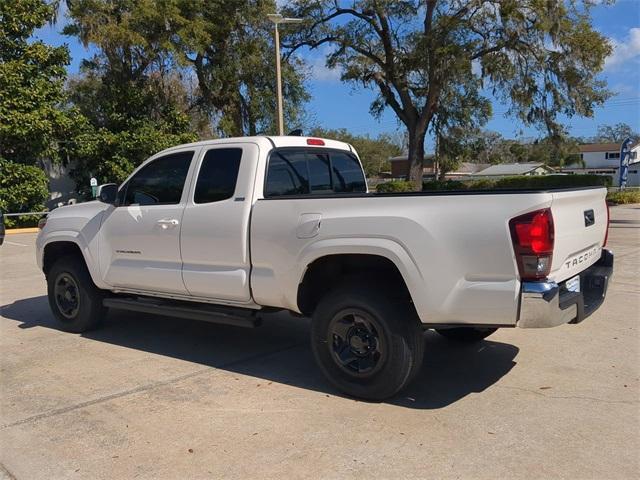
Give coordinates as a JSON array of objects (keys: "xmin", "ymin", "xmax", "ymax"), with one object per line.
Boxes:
[{"xmin": 265, "ymin": 148, "xmax": 366, "ymax": 197}]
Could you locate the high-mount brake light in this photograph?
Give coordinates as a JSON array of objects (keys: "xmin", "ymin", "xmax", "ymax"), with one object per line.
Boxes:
[
  {"xmin": 307, "ymin": 138, "xmax": 325, "ymax": 146},
  {"xmin": 509, "ymin": 208, "xmax": 554, "ymax": 280}
]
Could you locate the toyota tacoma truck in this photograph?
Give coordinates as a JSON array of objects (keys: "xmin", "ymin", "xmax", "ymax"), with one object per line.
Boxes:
[{"xmin": 36, "ymin": 136, "xmax": 613, "ymax": 400}]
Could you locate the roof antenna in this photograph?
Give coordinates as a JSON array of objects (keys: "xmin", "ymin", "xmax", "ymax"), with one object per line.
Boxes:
[{"xmin": 288, "ymin": 129, "xmax": 303, "ymax": 136}]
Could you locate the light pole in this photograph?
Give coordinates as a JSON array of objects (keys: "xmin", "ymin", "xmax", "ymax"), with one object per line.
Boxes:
[{"xmin": 267, "ymin": 14, "xmax": 303, "ymax": 136}]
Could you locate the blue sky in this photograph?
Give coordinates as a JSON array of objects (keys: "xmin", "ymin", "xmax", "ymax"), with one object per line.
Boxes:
[{"xmin": 34, "ymin": 1, "xmax": 640, "ymax": 150}]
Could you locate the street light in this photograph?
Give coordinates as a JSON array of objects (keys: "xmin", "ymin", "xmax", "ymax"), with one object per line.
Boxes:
[{"xmin": 267, "ymin": 13, "xmax": 303, "ymax": 136}]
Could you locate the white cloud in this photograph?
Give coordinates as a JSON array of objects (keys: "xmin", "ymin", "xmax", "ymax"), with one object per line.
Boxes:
[
  {"xmin": 308, "ymin": 47, "xmax": 342, "ymax": 82},
  {"xmin": 605, "ymin": 27, "xmax": 640, "ymax": 71},
  {"xmin": 471, "ymin": 59, "xmax": 482, "ymax": 76}
]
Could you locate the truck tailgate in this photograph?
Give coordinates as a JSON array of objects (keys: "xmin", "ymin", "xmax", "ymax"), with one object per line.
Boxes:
[{"xmin": 549, "ymin": 188, "xmax": 608, "ymax": 283}]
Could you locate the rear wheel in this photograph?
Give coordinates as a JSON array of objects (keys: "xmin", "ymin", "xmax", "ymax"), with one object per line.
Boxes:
[
  {"xmin": 435, "ymin": 327, "xmax": 497, "ymax": 342},
  {"xmin": 311, "ymin": 282, "xmax": 424, "ymax": 401},
  {"xmin": 47, "ymin": 255, "xmax": 106, "ymax": 333}
]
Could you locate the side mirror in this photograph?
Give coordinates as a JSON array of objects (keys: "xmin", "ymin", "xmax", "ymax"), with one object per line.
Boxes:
[{"xmin": 97, "ymin": 183, "xmax": 118, "ymax": 205}]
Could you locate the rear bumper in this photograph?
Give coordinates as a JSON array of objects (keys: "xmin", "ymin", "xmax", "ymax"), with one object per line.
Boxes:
[{"xmin": 517, "ymin": 249, "xmax": 613, "ymax": 328}]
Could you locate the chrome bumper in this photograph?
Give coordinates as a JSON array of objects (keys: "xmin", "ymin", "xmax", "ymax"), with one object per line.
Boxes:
[{"xmin": 517, "ymin": 249, "xmax": 613, "ymax": 328}]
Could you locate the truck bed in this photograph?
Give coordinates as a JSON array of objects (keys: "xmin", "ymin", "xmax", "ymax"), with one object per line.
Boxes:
[{"xmin": 250, "ymin": 186, "xmax": 608, "ymax": 326}]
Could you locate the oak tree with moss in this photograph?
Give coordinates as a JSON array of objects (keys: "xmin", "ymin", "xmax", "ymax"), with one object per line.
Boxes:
[{"xmin": 286, "ymin": 0, "xmax": 612, "ymax": 189}]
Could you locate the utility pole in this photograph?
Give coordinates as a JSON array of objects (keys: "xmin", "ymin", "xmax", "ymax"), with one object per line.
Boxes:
[{"xmin": 267, "ymin": 14, "xmax": 303, "ymax": 136}]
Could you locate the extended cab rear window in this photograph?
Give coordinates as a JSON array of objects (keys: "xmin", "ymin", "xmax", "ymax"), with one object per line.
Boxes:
[{"xmin": 265, "ymin": 148, "xmax": 366, "ymax": 197}]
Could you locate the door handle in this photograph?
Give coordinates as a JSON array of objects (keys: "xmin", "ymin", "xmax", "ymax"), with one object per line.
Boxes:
[{"xmin": 157, "ymin": 218, "xmax": 179, "ymax": 229}]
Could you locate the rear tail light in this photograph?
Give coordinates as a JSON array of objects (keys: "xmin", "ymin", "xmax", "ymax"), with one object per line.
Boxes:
[
  {"xmin": 603, "ymin": 200, "xmax": 610, "ymax": 247},
  {"xmin": 509, "ymin": 208, "xmax": 554, "ymax": 280},
  {"xmin": 306, "ymin": 138, "xmax": 325, "ymax": 146}
]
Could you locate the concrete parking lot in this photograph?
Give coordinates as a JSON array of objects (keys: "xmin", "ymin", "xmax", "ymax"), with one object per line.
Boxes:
[{"xmin": 1, "ymin": 205, "xmax": 638, "ymax": 479}]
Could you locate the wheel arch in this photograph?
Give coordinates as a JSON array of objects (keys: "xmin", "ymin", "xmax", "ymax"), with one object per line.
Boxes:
[
  {"xmin": 41, "ymin": 235, "xmax": 105, "ymax": 289},
  {"xmin": 295, "ymin": 239, "xmax": 425, "ymax": 317}
]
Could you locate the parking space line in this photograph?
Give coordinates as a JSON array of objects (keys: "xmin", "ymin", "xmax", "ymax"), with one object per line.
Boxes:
[{"xmin": 4, "ymin": 241, "xmax": 29, "ymax": 247}]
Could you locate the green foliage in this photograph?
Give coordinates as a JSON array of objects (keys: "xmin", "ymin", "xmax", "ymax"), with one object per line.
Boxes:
[
  {"xmin": 310, "ymin": 128, "xmax": 402, "ymax": 177},
  {"xmin": 593, "ymin": 123, "xmax": 639, "ymax": 144},
  {"xmin": 421, "ymin": 180, "xmax": 467, "ymax": 191},
  {"xmin": 380, "ymin": 175, "xmax": 610, "ymax": 193},
  {"xmin": 172, "ymin": 0, "xmax": 310, "ymax": 136},
  {"xmin": 68, "ymin": 122, "xmax": 198, "ymax": 191},
  {"xmin": 423, "ymin": 175, "xmax": 610, "ymax": 192},
  {"xmin": 0, "ymin": 0, "xmax": 80, "ymax": 165},
  {"xmin": 63, "ymin": 1, "xmax": 204, "ymax": 188},
  {"xmin": 606, "ymin": 190, "xmax": 640, "ymax": 205},
  {"xmin": 0, "ymin": 158, "xmax": 49, "ymax": 227},
  {"xmin": 459, "ymin": 130, "xmax": 583, "ymax": 168},
  {"xmin": 376, "ymin": 180, "xmax": 414, "ymax": 193},
  {"xmin": 62, "ymin": 0, "xmax": 309, "ymax": 188}
]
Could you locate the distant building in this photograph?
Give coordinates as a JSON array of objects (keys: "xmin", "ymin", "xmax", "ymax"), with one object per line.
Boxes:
[
  {"xmin": 446, "ymin": 162, "xmax": 491, "ymax": 179},
  {"xmin": 388, "ymin": 154, "xmax": 435, "ymax": 178},
  {"xmin": 388, "ymin": 156, "xmax": 490, "ymax": 179},
  {"xmin": 561, "ymin": 142, "xmax": 640, "ymax": 187},
  {"xmin": 473, "ymin": 163, "xmax": 554, "ymax": 177}
]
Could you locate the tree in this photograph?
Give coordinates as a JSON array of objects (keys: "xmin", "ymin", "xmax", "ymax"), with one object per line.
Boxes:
[
  {"xmin": 63, "ymin": 0, "xmax": 203, "ymax": 188},
  {"xmin": 286, "ymin": 0, "xmax": 611, "ymax": 189},
  {"xmin": 171, "ymin": 0, "xmax": 309, "ymax": 137},
  {"xmin": 0, "ymin": 0, "xmax": 79, "ymax": 165},
  {"xmin": 432, "ymin": 74, "xmax": 492, "ymax": 177},
  {"xmin": 62, "ymin": 0, "xmax": 310, "ymax": 189},
  {"xmin": 309, "ymin": 127, "xmax": 402, "ymax": 176},
  {"xmin": 0, "ymin": 158, "xmax": 49, "ymax": 227},
  {"xmin": 593, "ymin": 123, "xmax": 639, "ymax": 144}
]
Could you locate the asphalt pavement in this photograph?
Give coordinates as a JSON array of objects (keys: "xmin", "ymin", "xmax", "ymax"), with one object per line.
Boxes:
[{"xmin": 1, "ymin": 205, "xmax": 638, "ymax": 479}]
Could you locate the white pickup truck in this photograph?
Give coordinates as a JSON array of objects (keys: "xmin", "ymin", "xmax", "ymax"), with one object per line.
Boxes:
[{"xmin": 36, "ymin": 136, "xmax": 613, "ymax": 400}]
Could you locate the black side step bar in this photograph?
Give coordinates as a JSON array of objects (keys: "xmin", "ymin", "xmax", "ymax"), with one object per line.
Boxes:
[{"xmin": 103, "ymin": 297, "xmax": 261, "ymax": 328}]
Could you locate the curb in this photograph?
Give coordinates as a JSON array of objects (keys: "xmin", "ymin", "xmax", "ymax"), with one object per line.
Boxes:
[{"xmin": 6, "ymin": 228, "xmax": 40, "ymax": 234}]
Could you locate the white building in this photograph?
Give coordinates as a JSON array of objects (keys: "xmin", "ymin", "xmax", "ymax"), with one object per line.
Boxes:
[
  {"xmin": 473, "ymin": 162, "xmax": 554, "ymax": 177},
  {"xmin": 562, "ymin": 142, "xmax": 640, "ymax": 187}
]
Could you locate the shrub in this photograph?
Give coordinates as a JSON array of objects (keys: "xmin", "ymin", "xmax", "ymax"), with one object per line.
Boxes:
[
  {"xmin": 490, "ymin": 174, "xmax": 610, "ymax": 189},
  {"xmin": 376, "ymin": 180, "xmax": 414, "ymax": 193},
  {"xmin": 376, "ymin": 174, "xmax": 610, "ymax": 194},
  {"xmin": 607, "ymin": 190, "xmax": 640, "ymax": 205},
  {"xmin": 430, "ymin": 174, "xmax": 610, "ymax": 191},
  {"xmin": 0, "ymin": 158, "xmax": 49, "ymax": 227},
  {"xmin": 422, "ymin": 180, "xmax": 467, "ymax": 191}
]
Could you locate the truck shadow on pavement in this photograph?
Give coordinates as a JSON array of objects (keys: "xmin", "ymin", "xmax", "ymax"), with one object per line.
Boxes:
[{"xmin": 1, "ymin": 296, "xmax": 519, "ymax": 410}]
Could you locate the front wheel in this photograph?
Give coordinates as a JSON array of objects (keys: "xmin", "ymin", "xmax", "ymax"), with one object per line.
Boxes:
[
  {"xmin": 311, "ymin": 282, "xmax": 424, "ymax": 401},
  {"xmin": 435, "ymin": 327, "xmax": 497, "ymax": 342},
  {"xmin": 47, "ymin": 255, "xmax": 106, "ymax": 333}
]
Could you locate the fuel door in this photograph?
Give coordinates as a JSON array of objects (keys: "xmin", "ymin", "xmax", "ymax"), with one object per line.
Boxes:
[{"xmin": 297, "ymin": 213, "xmax": 322, "ymax": 239}]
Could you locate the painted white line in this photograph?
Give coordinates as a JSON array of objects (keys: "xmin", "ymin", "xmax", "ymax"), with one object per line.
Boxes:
[{"xmin": 4, "ymin": 241, "xmax": 29, "ymax": 247}]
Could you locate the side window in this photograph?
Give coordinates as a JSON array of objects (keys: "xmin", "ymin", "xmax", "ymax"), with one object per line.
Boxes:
[
  {"xmin": 265, "ymin": 151, "xmax": 309, "ymax": 197},
  {"xmin": 331, "ymin": 152, "xmax": 366, "ymax": 193},
  {"xmin": 121, "ymin": 151, "xmax": 193, "ymax": 206},
  {"xmin": 194, "ymin": 148, "xmax": 242, "ymax": 203}
]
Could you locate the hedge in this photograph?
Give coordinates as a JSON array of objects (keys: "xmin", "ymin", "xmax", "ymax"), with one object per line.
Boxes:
[
  {"xmin": 0, "ymin": 158, "xmax": 49, "ymax": 227},
  {"xmin": 376, "ymin": 174, "xmax": 611, "ymax": 193},
  {"xmin": 607, "ymin": 189, "xmax": 640, "ymax": 205}
]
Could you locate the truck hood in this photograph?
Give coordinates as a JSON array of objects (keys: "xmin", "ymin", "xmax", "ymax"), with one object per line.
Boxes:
[{"xmin": 44, "ymin": 201, "xmax": 112, "ymax": 236}]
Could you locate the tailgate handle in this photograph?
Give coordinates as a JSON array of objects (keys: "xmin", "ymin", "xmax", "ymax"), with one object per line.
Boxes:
[{"xmin": 584, "ymin": 209, "xmax": 595, "ymax": 227}]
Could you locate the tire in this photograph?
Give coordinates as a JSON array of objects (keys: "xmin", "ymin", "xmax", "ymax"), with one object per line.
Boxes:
[
  {"xmin": 435, "ymin": 327, "xmax": 497, "ymax": 343},
  {"xmin": 311, "ymin": 282, "xmax": 424, "ymax": 401},
  {"xmin": 47, "ymin": 255, "xmax": 106, "ymax": 333}
]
